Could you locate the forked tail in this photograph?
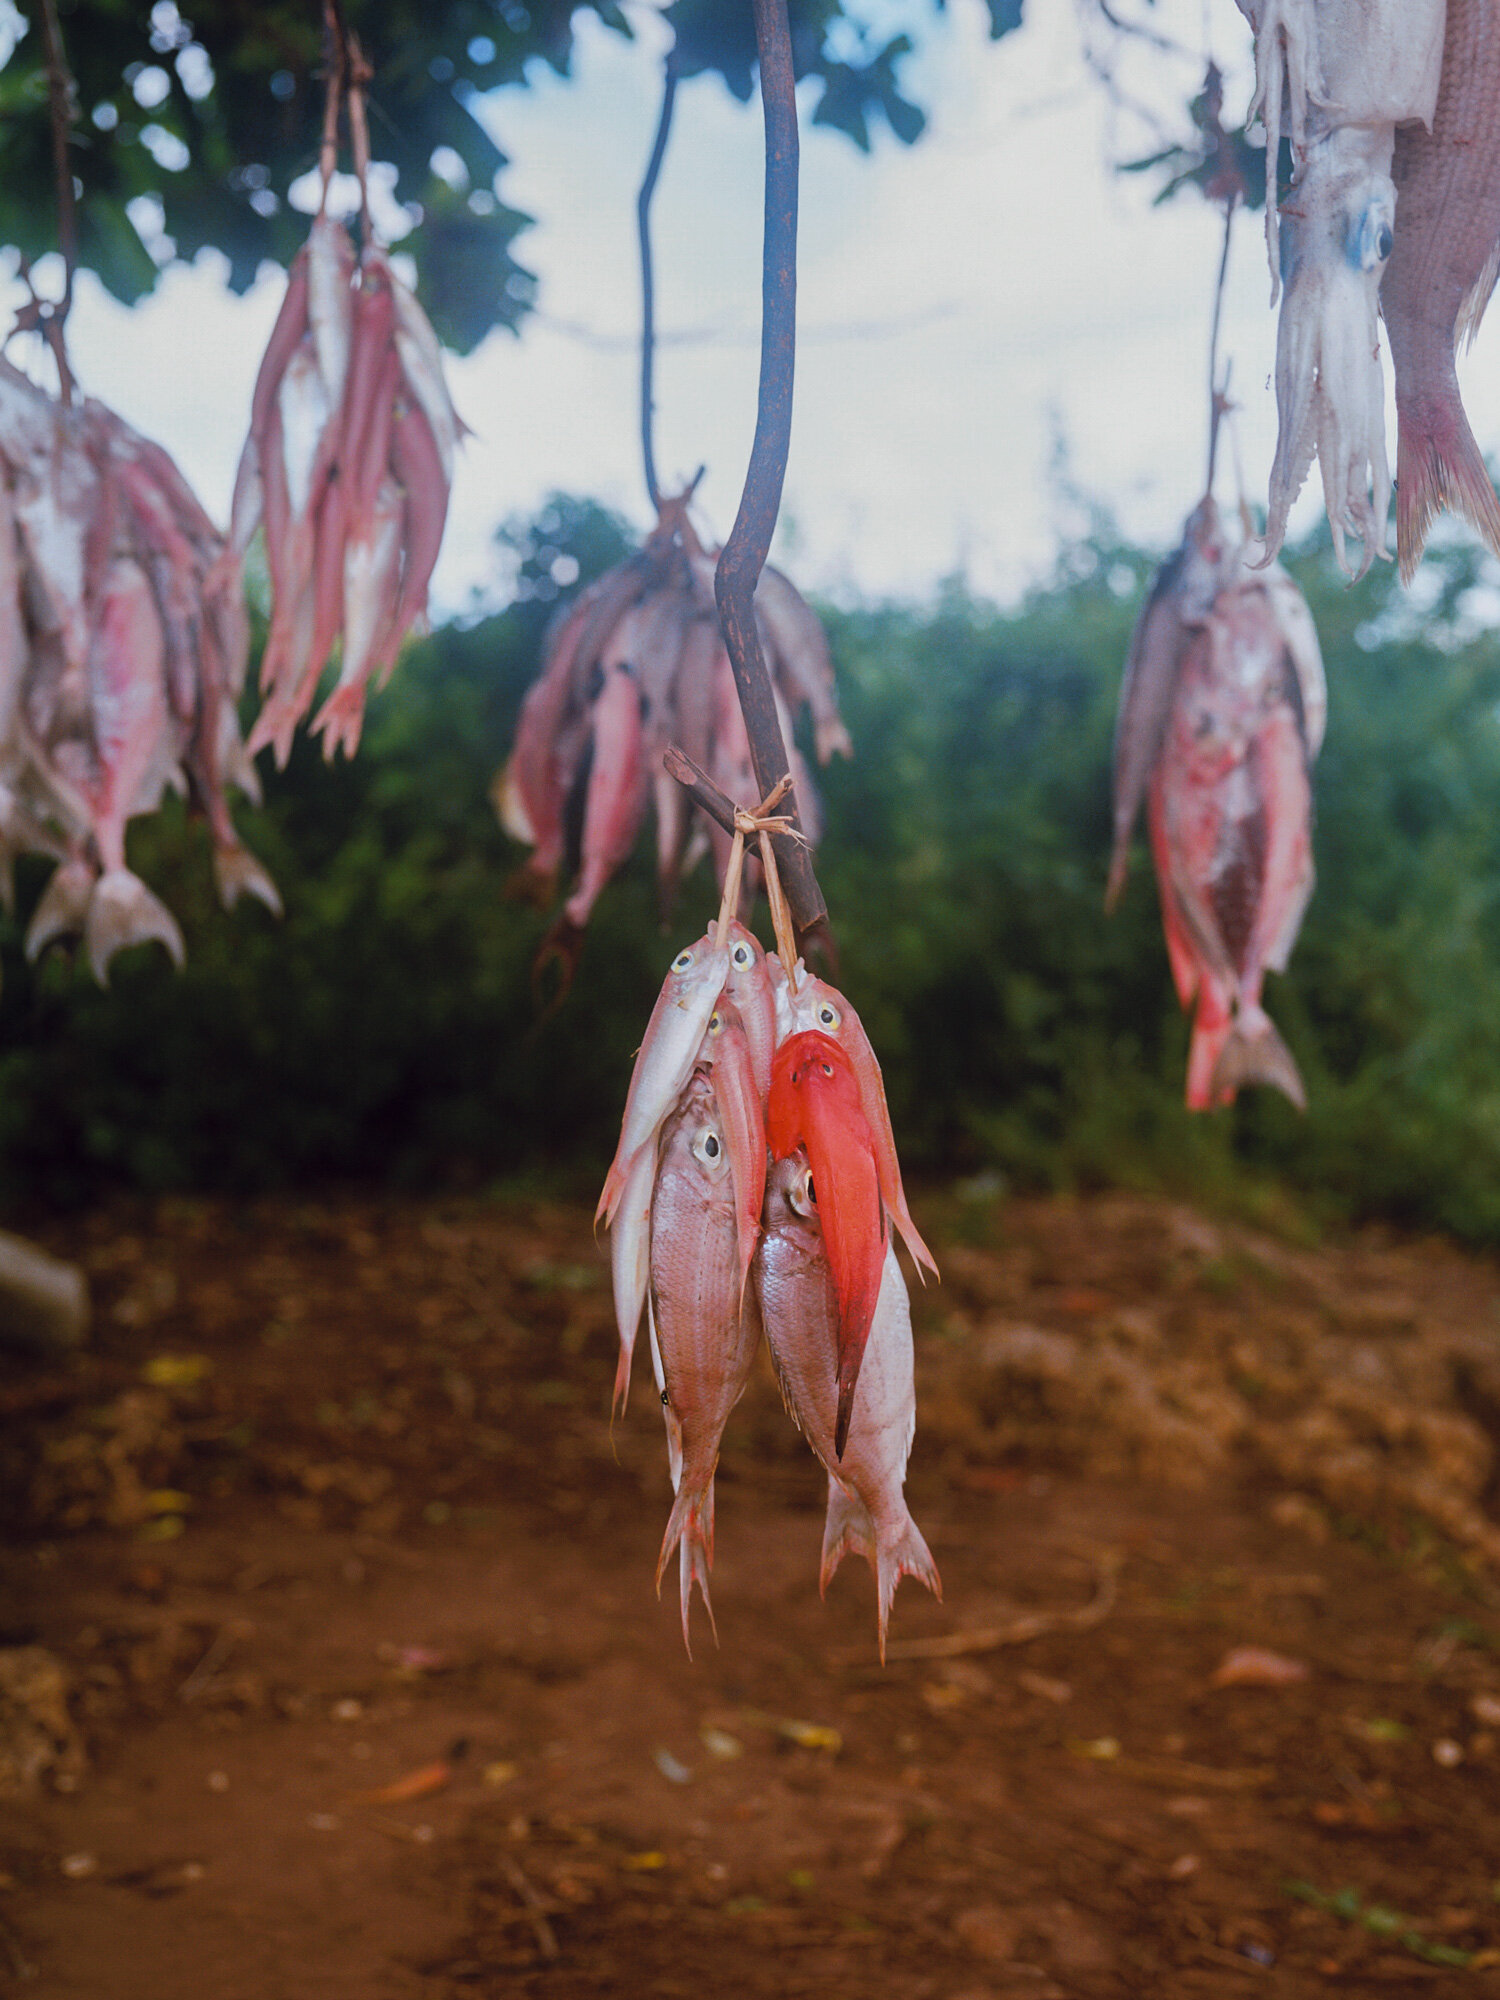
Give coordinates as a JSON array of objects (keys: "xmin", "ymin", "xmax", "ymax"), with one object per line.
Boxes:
[
  {"xmin": 1396, "ymin": 389, "xmax": 1500, "ymax": 586},
  {"xmin": 819, "ymin": 1479, "xmax": 941, "ymax": 1665},
  {"xmin": 656, "ymin": 1478, "xmax": 717, "ymax": 1658},
  {"xmin": 1206, "ymin": 1005, "xmax": 1306, "ymax": 1112}
]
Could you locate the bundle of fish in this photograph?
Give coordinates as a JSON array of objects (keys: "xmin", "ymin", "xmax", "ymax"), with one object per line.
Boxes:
[
  {"xmin": 599, "ymin": 915, "xmax": 939, "ymax": 1659},
  {"xmin": 1107, "ymin": 497, "xmax": 1325, "ymax": 1110},
  {"xmin": 496, "ymin": 512, "xmax": 851, "ymax": 933},
  {"xmin": 224, "ymin": 205, "xmax": 462, "ymax": 768},
  {"xmin": 0, "ymin": 354, "xmax": 277, "ymax": 984},
  {"xmin": 1240, "ymin": 0, "xmax": 1500, "ymax": 580}
]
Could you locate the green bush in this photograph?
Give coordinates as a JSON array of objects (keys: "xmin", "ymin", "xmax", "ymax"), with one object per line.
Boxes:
[{"xmin": 6, "ymin": 495, "xmax": 1500, "ymax": 1244}]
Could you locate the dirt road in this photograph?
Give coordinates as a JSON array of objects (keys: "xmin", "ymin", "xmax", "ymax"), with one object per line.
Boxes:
[{"xmin": 3, "ymin": 1190, "xmax": 1499, "ymax": 1996}]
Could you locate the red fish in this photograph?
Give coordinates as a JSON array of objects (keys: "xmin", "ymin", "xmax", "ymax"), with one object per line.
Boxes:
[
  {"xmin": 1149, "ymin": 550, "xmax": 1317, "ymax": 1110},
  {"xmin": 768, "ymin": 1030, "xmax": 887, "ymax": 1457}
]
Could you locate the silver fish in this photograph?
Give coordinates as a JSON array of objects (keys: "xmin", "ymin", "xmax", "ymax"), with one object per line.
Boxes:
[{"xmin": 756, "ymin": 1154, "xmax": 940, "ymax": 1662}]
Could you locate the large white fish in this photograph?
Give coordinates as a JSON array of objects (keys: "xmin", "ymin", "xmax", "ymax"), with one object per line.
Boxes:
[{"xmin": 757, "ymin": 1153, "xmax": 940, "ymax": 1661}]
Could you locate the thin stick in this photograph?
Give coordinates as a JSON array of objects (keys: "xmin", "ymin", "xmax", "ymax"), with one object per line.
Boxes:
[
  {"xmin": 343, "ymin": 34, "xmax": 376, "ymax": 248},
  {"xmin": 500, "ymin": 1855, "xmax": 560, "ymax": 1961},
  {"xmin": 319, "ymin": 0, "xmax": 346, "ymax": 197},
  {"xmin": 37, "ymin": 0, "xmax": 77, "ymax": 402},
  {"xmin": 1204, "ymin": 190, "xmax": 1235, "ymax": 496},
  {"xmin": 715, "ymin": 824, "xmax": 747, "ymax": 934},
  {"xmin": 756, "ymin": 812, "xmax": 800, "ymax": 982},
  {"xmin": 713, "ymin": 0, "xmax": 830, "ymax": 960},
  {"xmin": 662, "ymin": 743, "xmax": 739, "ymax": 841},
  {"xmin": 638, "ymin": 54, "xmax": 679, "ymax": 513}
]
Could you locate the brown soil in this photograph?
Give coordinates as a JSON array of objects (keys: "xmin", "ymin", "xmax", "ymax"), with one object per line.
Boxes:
[{"xmin": 4, "ymin": 1187, "xmax": 1500, "ymax": 1998}]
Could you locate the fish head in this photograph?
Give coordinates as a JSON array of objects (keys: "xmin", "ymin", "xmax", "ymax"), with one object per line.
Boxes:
[
  {"xmin": 660, "ymin": 1071, "xmax": 731, "ymax": 1188},
  {"xmin": 663, "ymin": 926, "xmax": 731, "ymax": 1006},
  {"xmin": 721, "ymin": 919, "xmax": 776, "ymax": 1094},
  {"xmin": 763, "ymin": 1149, "xmax": 820, "ymax": 1238},
  {"xmin": 769, "ymin": 1028, "xmax": 860, "ymax": 1157}
]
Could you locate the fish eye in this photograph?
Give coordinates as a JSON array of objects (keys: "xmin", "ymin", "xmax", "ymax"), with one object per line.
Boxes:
[
  {"xmin": 805, "ymin": 1175, "xmax": 816, "ymax": 1206},
  {"xmin": 1349, "ymin": 198, "xmax": 1396, "ymax": 272},
  {"xmin": 820, "ymin": 1061, "xmax": 834, "ymax": 1078},
  {"xmin": 671, "ymin": 948, "xmax": 693, "ymax": 972},
  {"xmin": 661, "ymin": 1389, "xmax": 670, "ymax": 1407},
  {"xmin": 731, "ymin": 941, "xmax": 754, "ymax": 969},
  {"xmin": 705, "ymin": 1134, "xmax": 719, "ymax": 1157},
  {"xmin": 1377, "ymin": 223, "xmax": 1393, "ymax": 261},
  {"xmin": 816, "ymin": 1001, "xmax": 839, "ymax": 1029},
  {"xmin": 708, "ymin": 1011, "xmax": 723, "ymax": 1034}
]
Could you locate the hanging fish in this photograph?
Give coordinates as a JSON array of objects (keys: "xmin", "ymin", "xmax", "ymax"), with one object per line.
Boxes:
[
  {"xmin": 1106, "ymin": 498, "xmax": 1228, "ymax": 911},
  {"xmin": 767, "ymin": 1028, "xmax": 888, "ymax": 1458},
  {"xmin": 649, "ymin": 1069, "xmax": 763, "ymax": 1653},
  {"xmin": 1383, "ymin": 0, "xmax": 1500, "ymax": 580},
  {"xmin": 772, "ymin": 961, "xmax": 937, "ymax": 1282},
  {"xmin": 1148, "ymin": 543, "xmax": 1321, "ymax": 1109},
  {"xmin": 1235, "ymin": 0, "xmax": 1446, "ymax": 576},
  {"xmin": 757, "ymin": 1152, "xmax": 940, "ymax": 1662}
]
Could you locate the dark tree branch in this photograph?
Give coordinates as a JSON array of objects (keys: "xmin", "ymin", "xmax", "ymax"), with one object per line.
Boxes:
[
  {"xmin": 637, "ymin": 52, "xmax": 679, "ymax": 514},
  {"xmin": 712, "ymin": 0, "xmax": 830, "ymax": 959}
]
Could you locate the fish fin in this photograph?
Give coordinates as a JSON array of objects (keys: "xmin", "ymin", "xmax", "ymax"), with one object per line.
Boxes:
[
  {"xmin": 213, "ymin": 840, "xmax": 282, "ymax": 918},
  {"xmin": 1457, "ymin": 241, "xmax": 1500, "ymax": 355},
  {"xmin": 893, "ymin": 1204, "xmax": 938, "ymax": 1285},
  {"xmin": 820, "ymin": 1480, "xmax": 941, "ymax": 1666},
  {"xmin": 23, "ymin": 857, "xmax": 96, "ymax": 961},
  {"xmin": 84, "ymin": 870, "xmax": 186, "ymax": 987},
  {"xmin": 1209, "ymin": 1008, "xmax": 1306, "ymax": 1112},
  {"xmin": 656, "ymin": 1481, "xmax": 715, "ymax": 1658},
  {"xmin": 611, "ymin": 1339, "xmax": 633, "ymax": 1422},
  {"xmin": 1395, "ymin": 391, "xmax": 1500, "ymax": 585}
]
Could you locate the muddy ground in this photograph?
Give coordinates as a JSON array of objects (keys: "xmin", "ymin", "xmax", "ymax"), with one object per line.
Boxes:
[{"xmin": 4, "ymin": 1186, "xmax": 1500, "ymax": 1997}]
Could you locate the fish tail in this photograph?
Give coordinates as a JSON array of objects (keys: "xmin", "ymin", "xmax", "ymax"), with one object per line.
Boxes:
[
  {"xmin": 212, "ymin": 839, "xmax": 282, "ymax": 918},
  {"xmin": 23, "ymin": 857, "xmax": 96, "ymax": 961},
  {"xmin": 1396, "ymin": 389, "xmax": 1500, "ymax": 586},
  {"xmin": 1209, "ymin": 1007, "xmax": 1306, "ymax": 1112},
  {"xmin": 820, "ymin": 1480, "xmax": 941, "ymax": 1666},
  {"xmin": 84, "ymin": 870, "xmax": 186, "ymax": 987},
  {"xmin": 656, "ymin": 1480, "xmax": 715, "ymax": 1657}
]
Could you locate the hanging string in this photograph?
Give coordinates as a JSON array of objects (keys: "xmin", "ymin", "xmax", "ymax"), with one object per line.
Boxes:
[
  {"xmin": 709, "ymin": 0, "xmax": 830, "ymax": 959},
  {"xmin": 32, "ymin": 0, "xmax": 78, "ymax": 403},
  {"xmin": 638, "ymin": 53, "xmax": 679, "ymax": 515}
]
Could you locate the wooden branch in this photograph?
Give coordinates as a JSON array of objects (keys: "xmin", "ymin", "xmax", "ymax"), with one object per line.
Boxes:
[
  {"xmin": 712, "ymin": 0, "xmax": 831, "ymax": 960},
  {"xmin": 637, "ymin": 53, "xmax": 679, "ymax": 514}
]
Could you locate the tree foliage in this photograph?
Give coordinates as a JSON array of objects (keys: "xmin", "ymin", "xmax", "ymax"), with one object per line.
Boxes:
[{"xmin": 1, "ymin": 0, "xmax": 1022, "ymax": 351}]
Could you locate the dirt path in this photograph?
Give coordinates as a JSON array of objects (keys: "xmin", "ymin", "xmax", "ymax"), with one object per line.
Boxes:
[{"xmin": 3, "ymin": 1191, "xmax": 1500, "ymax": 1996}]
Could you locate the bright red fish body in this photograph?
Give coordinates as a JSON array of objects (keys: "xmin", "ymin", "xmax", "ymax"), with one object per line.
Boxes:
[{"xmin": 768, "ymin": 1029, "xmax": 887, "ymax": 1456}]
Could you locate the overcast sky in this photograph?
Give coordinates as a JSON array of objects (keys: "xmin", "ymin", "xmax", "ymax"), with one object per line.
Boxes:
[{"xmin": 20, "ymin": 0, "xmax": 1500, "ymax": 611}]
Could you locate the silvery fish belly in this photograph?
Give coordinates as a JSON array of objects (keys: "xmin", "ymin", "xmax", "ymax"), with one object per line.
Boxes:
[
  {"xmin": 649, "ymin": 1070, "xmax": 761, "ymax": 1654},
  {"xmin": 1149, "ymin": 554, "xmax": 1316, "ymax": 1113},
  {"xmin": 1383, "ymin": 0, "xmax": 1500, "ymax": 580},
  {"xmin": 756, "ymin": 1155, "xmax": 940, "ymax": 1662},
  {"xmin": 1235, "ymin": 0, "xmax": 1446, "ymax": 576}
]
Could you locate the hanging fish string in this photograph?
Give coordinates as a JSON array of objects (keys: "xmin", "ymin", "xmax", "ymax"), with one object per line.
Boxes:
[
  {"xmin": 599, "ymin": 768, "xmax": 939, "ymax": 1658},
  {"xmin": 0, "ymin": 0, "xmax": 276, "ymax": 984},
  {"xmin": 493, "ymin": 19, "xmax": 849, "ymax": 991},
  {"xmin": 593, "ymin": 0, "xmax": 940, "ymax": 1661},
  {"xmin": 1105, "ymin": 139, "xmax": 1326, "ymax": 1114},
  {"xmin": 225, "ymin": 0, "xmax": 464, "ymax": 769}
]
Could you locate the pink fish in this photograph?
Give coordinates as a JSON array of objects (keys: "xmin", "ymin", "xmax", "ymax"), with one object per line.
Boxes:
[
  {"xmin": 562, "ymin": 659, "xmax": 647, "ymax": 929},
  {"xmin": 649, "ymin": 1069, "xmax": 762, "ymax": 1652},
  {"xmin": 1383, "ymin": 0, "xmax": 1500, "ymax": 581},
  {"xmin": 1149, "ymin": 549, "xmax": 1317, "ymax": 1110},
  {"xmin": 757, "ymin": 1153, "xmax": 940, "ymax": 1662}
]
